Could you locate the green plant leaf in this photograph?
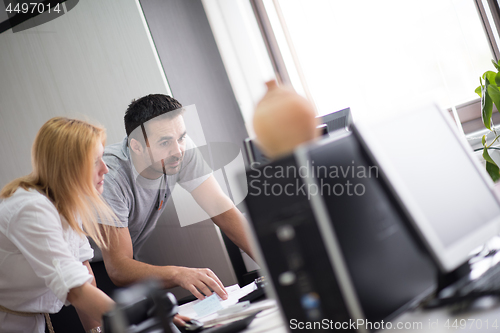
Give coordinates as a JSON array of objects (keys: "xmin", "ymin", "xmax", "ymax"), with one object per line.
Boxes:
[
  {"xmin": 483, "ymin": 148, "xmax": 500, "ymax": 182},
  {"xmin": 486, "ymin": 161, "xmax": 500, "ymax": 182},
  {"xmin": 476, "ymin": 85, "xmax": 482, "ymax": 97},
  {"xmin": 483, "ymin": 135, "xmax": 487, "ymax": 146},
  {"xmin": 485, "ymin": 71, "xmax": 498, "ymax": 86},
  {"xmin": 483, "ymin": 146, "xmax": 496, "ymax": 164},
  {"xmin": 492, "ymin": 59, "xmax": 500, "ymax": 72},
  {"xmin": 488, "ymin": 84, "xmax": 500, "ymax": 114},
  {"xmin": 496, "ymin": 72, "xmax": 500, "ymax": 86},
  {"xmin": 482, "ymin": 80, "xmax": 494, "ymax": 130}
]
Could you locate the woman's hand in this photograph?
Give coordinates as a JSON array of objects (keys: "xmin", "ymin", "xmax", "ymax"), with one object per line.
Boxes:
[{"xmin": 173, "ymin": 314, "xmax": 192, "ymax": 328}]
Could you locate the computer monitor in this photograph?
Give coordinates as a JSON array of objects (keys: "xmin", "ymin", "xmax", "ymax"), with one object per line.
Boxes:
[
  {"xmin": 243, "ymin": 138, "xmax": 270, "ymax": 166},
  {"xmin": 356, "ymin": 104, "xmax": 500, "ymax": 273},
  {"xmin": 243, "ymin": 115, "xmax": 344, "ymax": 167},
  {"xmin": 243, "ymin": 131, "xmax": 436, "ymax": 331},
  {"xmin": 317, "ymin": 107, "xmax": 352, "ymax": 133}
]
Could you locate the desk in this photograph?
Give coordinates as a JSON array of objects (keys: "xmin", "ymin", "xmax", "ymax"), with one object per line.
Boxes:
[
  {"xmin": 243, "ymin": 307, "xmax": 287, "ymax": 333},
  {"xmin": 241, "ymin": 298, "xmax": 500, "ymax": 332},
  {"xmin": 381, "ymin": 301, "xmax": 500, "ymax": 333}
]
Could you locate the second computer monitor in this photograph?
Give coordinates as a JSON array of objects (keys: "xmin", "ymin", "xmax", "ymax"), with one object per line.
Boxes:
[
  {"xmin": 317, "ymin": 107, "xmax": 352, "ymax": 133},
  {"xmin": 244, "ymin": 107, "xmax": 352, "ymax": 167},
  {"xmin": 356, "ymin": 104, "xmax": 500, "ymax": 273}
]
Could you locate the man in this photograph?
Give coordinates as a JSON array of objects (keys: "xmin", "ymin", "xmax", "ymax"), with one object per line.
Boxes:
[{"xmin": 96, "ymin": 94, "xmax": 253, "ymax": 301}]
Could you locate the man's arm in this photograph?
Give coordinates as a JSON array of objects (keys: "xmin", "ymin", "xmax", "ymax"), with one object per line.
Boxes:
[
  {"xmin": 100, "ymin": 226, "xmax": 227, "ymax": 300},
  {"xmin": 190, "ymin": 175, "xmax": 255, "ymax": 259}
]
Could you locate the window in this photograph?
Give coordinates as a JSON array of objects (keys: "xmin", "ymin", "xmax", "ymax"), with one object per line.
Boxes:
[{"xmin": 260, "ymin": 0, "xmax": 497, "ymax": 126}]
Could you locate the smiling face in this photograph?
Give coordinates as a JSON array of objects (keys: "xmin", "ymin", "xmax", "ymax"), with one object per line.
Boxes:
[
  {"xmin": 92, "ymin": 141, "xmax": 108, "ymax": 194},
  {"xmin": 131, "ymin": 114, "xmax": 187, "ymax": 179}
]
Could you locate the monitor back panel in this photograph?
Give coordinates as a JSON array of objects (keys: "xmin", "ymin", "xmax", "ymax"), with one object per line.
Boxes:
[
  {"xmin": 245, "ymin": 154, "xmax": 355, "ymax": 329},
  {"xmin": 244, "ymin": 132, "xmax": 436, "ymax": 329},
  {"xmin": 306, "ymin": 132, "xmax": 436, "ymax": 323},
  {"xmin": 244, "ymin": 138, "xmax": 270, "ymax": 166}
]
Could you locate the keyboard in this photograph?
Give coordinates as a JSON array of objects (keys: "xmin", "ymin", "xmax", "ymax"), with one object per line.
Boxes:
[{"xmin": 425, "ymin": 259, "xmax": 500, "ymax": 308}]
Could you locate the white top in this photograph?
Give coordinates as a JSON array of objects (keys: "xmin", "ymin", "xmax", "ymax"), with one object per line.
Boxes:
[{"xmin": 0, "ymin": 188, "xmax": 94, "ymax": 333}]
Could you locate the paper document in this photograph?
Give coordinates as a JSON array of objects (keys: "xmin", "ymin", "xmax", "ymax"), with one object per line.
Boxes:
[
  {"xmin": 178, "ymin": 281, "xmax": 277, "ymax": 327},
  {"xmin": 179, "ymin": 282, "xmax": 257, "ymax": 319},
  {"xmin": 202, "ymin": 300, "xmax": 277, "ymax": 327}
]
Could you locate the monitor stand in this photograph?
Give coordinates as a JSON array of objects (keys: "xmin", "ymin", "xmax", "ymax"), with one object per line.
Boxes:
[
  {"xmin": 422, "ymin": 261, "xmax": 472, "ymax": 308},
  {"xmin": 436, "ymin": 261, "xmax": 471, "ymax": 293}
]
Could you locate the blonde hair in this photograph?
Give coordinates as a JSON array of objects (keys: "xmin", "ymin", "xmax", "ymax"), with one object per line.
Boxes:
[{"xmin": 0, "ymin": 117, "xmax": 116, "ymax": 248}]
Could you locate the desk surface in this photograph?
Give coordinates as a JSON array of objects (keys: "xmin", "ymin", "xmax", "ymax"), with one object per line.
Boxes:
[
  {"xmin": 380, "ymin": 300, "xmax": 500, "ymax": 333},
  {"xmin": 244, "ymin": 307, "xmax": 287, "ymax": 333},
  {"xmin": 243, "ymin": 298, "xmax": 500, "ymax": 332}
]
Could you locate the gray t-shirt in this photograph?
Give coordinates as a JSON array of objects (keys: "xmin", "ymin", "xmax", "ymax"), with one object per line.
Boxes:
[{"xmin": 92, "ymin": 136, "xmax": 211, "ymax": 260}]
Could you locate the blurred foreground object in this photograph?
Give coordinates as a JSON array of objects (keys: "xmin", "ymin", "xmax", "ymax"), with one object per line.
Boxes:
[
  {"xmin": 103, "ymin": 280, "xmax": 179, "ymax": 333},
  {"xmin": 253, "ymin": 80, "xmax": 319, "ymax": 159}
]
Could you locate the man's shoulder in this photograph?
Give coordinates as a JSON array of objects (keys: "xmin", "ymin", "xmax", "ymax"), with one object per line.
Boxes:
[
  {"xmin": 104, "ymin": 138, "xmax": 130, "ymax": 168},
  {"xmin": 104, "ymin": 138, "xmax": 128, "ymax": 161},
  {"xmin": 103, "ymin": 138, "xmax": 133, "ymax": 186}
]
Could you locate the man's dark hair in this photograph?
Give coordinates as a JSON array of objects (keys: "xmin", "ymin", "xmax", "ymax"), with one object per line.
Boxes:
[{"xmin": 125, "ymin": 94, "xmax": 183, "ymax": 137}]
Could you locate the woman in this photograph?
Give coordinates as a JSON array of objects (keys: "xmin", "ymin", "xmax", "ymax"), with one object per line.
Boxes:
[{"xmin": 0, "ymin": 117, "xmax": 115, "ymax": 333}]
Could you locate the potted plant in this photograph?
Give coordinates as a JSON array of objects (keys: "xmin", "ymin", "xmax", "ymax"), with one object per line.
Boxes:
[{"xmin": 475, "ymin": 59, "xmax": 500, "ymax": 182}]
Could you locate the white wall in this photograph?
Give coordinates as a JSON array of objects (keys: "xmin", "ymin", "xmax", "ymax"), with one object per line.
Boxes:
[
  {"xmin": 0, "ymin": 0, "xmax": 169, "ymax": 187},
  {"xmin": 202, "ymin": 0, "xmax": 275, "ymax": 137},
  {"xmin": 0, "ymin": 0, "xmax": 238, "ymax": 299}
]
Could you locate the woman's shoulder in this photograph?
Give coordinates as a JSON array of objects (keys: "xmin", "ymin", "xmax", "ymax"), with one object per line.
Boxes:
[
  {"xmin": 2, "ymin": 188, "xmax": 54, "ymax": 211},
  {"xmin": 0, "ymin": 188, "xmax": 61, "ymax": 232}
]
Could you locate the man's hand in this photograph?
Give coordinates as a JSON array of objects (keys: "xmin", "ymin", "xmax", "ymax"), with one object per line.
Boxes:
[
  {"xmin": 171, "ymin": 266, "xmax": 228, "ymax": 300},
  {"xmin": 101, "ymin": 226, "xmax": 228, "ymax": 300}
]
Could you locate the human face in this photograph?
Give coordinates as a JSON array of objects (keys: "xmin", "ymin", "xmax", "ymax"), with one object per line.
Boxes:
[
  {"xmin": 142, "ymin": 115, "xmax": 187, "ymax": 177},
  {"xmin": 93, "ymin": 141, "xmax": 108, "ymax": 194}
]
